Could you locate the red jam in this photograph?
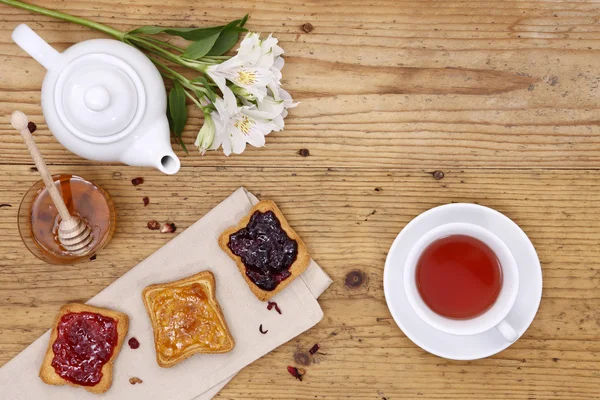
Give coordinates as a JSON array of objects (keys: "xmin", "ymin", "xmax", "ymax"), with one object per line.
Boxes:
[{"xmin": 51, "ymin": 312, "xmax": 118, "ymax": 386}]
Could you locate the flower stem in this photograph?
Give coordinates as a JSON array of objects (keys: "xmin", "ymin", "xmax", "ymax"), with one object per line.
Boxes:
[
  {"xmin": 184, "ymin": 90, "xmax": 205, "ymax": 110},
  {"xmin": 0, "ymin": 0, "xmax": 125, "ymax": 40},
  {"xmin": 131, "ymin": 34, "xmax": 184, "ymax": 53}
]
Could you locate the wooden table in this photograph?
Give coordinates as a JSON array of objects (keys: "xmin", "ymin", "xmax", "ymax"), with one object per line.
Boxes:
[{"xmin": 1, "ymin": 1, "xmax": 599, "ymax": 399}]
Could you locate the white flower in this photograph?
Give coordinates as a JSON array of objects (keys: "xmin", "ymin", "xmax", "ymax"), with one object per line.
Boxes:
[
  {"xmin": 206, "ymin": 32, "xmax": 277, "ymax": 105},
  {"xmin": 205, "ymin": 32, "xmax": 285, "ymax": 106},
  {"xmin": 203, "ymin": 32, "xmax": 294, "ymax": 155},
  {"xmin": 194, "ymin": 112, "xmax": 216, "ymax": 155},
  {"xmin": 260, "ymin": 34, "xmax": 284, "ymax": 84},
  {"xmin": 206, "ymin": 59, "xmax": 273, "ymax": 103},
  {"xmin": 209, "ymin": 98, "xmax": 279, "ymax": 156},
  {"xmin": 257, "ymin": 87, "xmax": 298, "ymax": 131}
]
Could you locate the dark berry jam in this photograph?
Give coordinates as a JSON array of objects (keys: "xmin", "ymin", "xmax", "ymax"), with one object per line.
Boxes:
[
  {"xmin": 51, "ymin": 312, "xmax": 118, "ymax": 386},
  {"xmin": 228, "ymin": 210, "xmax": 298, "ymax": 291}
]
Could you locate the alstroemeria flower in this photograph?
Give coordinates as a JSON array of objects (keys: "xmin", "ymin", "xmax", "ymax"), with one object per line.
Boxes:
[
  {"xmin": 209, "ymin": 98, "xmax": 279, "ymax": 156},
  {"xmin": 257, "ymin": 87, "xmax": 298, "ymax": 131},
  {"xmin": 207, "ymin": 60, "xmax": 273, "ymax": 103},
  {"xmin": 202, "ymin": 32, "xmax": 294, "ymax": 155},
  {"xmin": 206, "ymin": 32, "xmax": 285, "ymax": 107}
]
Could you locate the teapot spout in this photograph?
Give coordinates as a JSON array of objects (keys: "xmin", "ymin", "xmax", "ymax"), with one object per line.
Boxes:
[{"xmin": 120, "ymin": 118, "xmax": 181, "ymax": 175}]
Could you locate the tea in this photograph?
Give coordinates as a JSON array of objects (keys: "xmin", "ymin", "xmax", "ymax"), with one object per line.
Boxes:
[{"xmin": 416, "ymin": 235, "xmax": 502, "ymax": 319}]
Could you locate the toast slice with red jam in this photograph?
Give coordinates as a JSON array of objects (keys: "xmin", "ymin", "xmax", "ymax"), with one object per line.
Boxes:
[{"xmin": 39, "ymin": 303, "xmax": 129, "ymax": 394}]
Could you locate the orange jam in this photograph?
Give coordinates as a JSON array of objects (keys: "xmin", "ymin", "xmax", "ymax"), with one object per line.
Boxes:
[{"xmin": 151, "ymin": 283, "xmax": 227, "ymax": 358}]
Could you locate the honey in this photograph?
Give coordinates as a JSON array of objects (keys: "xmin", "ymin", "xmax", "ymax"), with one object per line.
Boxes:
[
  {"xmin": 150, "ymin": 283, "xmax": 227, "ymax": 358},
  {"xmin": 18, "ymin": 175, "xmax": 116, "ymax": 264}
]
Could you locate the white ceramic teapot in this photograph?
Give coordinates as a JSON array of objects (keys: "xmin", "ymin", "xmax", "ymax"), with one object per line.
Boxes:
[{"xmin": 11, "ymin": 24, "xmax": 180, "ymax": 175}]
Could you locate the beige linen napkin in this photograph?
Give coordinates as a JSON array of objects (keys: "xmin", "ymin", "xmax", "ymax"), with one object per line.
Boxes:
[{"xmin": 0, "ymin": 188, "xmax": 332, "ymax": 400}]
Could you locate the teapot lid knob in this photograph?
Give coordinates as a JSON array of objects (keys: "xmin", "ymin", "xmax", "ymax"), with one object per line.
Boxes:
[{"xmin": 84, "ymin": 86, "xmax": 111, "ymax": 112}]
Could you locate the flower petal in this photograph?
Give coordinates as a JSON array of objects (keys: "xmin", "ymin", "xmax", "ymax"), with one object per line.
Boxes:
[
  {"xmin": 206, "ymin": 68, "xmax": 238, "ymax": 111},
  {"xmin": 257, "ymin": 96, "xmax": 285, "ymax": 118},
  {"xmin": 231, "ymin": 129, "xmax": 247, "ymax": 154},
  {"xmin": 273, "ymin": 56, "xmax": 285, "ymax": 71}
]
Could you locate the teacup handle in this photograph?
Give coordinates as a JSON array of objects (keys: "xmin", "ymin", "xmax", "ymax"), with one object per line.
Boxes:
[{"xmin": 496, "ymin": 320, "xmax": 518, "ymax": 342}]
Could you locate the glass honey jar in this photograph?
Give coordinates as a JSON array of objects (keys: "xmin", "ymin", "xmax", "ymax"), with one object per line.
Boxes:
[{"xmin": 18, "ymin": 174, "xmax": 116, "ymax": 264}]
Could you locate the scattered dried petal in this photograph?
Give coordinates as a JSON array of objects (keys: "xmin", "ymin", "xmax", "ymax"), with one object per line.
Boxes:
[
  {"xmin": 298, "ymin": 148, "xmax": 310, "ymax": 157},
  {"xmin": 160, "ymin": 222, "xmax": 176, "ymax": 233},
  {"xmin": 30, "ymin": 167, "xmax": 38, "ymax": 172},
  {"xmin": 129, "ymin": 377, "xmax": 143, "ymax": 385},
  {"xmin": 128, "ymin": 337, "xmax": 140, "ymax": 349},
  {"xmin": 301, "ymin": 23, "xmax": 314, "ymax": 33},
  {"xmin": 297, "ymin": 368, "xmax": 306, "ymax": 375},
  {"xmin": 27, "ymin": 121, "xmax": 37, "ymax": 133},
  {"xmin": 89, "ymin": 255, "xmax": 97, "ymax": 261},
  {"xmin": 0, "ymin": 204, "xmax": 12, "ymax": 208},
  {"xmin": 143, "ymin": 196, "xmax": 150, "ymax": 207},
  {"xmin": 147, "ymin": 220, "xmax": 160, "ymax": 230},
  {"xmin": 131, "ymin": 177, "xmax": 144, "ymax": 186},
  {"xmin": 267, "ymin": 301, "xmax": 282, "ymax": 314},
  {"xmin": 287, "ymin": 366, "xmax": 304, "ymax": 381},
  {"xmin": 259, "ymin": 324, "xmax": 268, "ymax": 334},
  {"xmin": 309, "ymin": 343, "xmax": 320, "ymax": 355}
]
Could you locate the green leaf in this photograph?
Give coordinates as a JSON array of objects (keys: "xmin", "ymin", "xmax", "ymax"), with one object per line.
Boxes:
[
  {"xmin": 206, "ymin": 27, "xmax": 247, "ymax": 56},
  {"xmin": 166, "ymin": 97, "xmax": 187, "ymax": 153},
  {"xmin": 199, "ymin": 87, "xmax": 216, "ymax": 102},
  {"xmin": 129, "ymin": 25, "xmax": 223, "ymax": 41},
  {"xmin": 182, "ymin": 32, "xmax": 221, "ymax": 59},
  {"xmin": 129, "ymin": 15, "xmax": 248, "ymax": 40},
  {"xmin": 168, "ymin": 81, "xmax": 188, "ymax": 152},
  {"xmin": 191, "ymin": 76, "xmax": 211, "ymax": 86},
  {"xmin": 191, "ymin": 76, "xmax": 216, "ymax": 101}
]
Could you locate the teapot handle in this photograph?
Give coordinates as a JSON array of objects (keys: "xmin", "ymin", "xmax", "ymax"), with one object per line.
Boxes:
[{"xmin": 12, "ymin": 24, "xmax": 60, "ymax": 70}]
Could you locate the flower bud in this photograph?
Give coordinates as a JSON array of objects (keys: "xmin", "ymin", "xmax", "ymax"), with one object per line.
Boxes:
[
  {"xmin": 195, "ymin": 113, "xmax": 215, "ymax": 155},
  {"xmin": 230, "ymin": 85, "xmax": 257, "ymax": 102}
]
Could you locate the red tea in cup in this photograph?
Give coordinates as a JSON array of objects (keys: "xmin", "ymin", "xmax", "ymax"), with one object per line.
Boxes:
[{"xmin": 416, "ymin": 235, "xmax": 502, "ymax": 319}]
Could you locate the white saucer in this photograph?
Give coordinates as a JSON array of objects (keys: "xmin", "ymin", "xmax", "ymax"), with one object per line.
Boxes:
[{"xmin": 383, "ymin": 203, "xmax": 542, "ymax": 360}]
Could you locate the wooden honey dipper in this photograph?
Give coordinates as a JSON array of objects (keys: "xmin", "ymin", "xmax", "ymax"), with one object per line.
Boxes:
[{"xmin": 11, "ymin": 111, "xmax": 93, "ymax": 256}]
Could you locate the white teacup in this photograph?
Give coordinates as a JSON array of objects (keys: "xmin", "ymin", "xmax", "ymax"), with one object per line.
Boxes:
[{"xmin": 404, "ymin": 222, "xmax": 519, "ymax": 342}]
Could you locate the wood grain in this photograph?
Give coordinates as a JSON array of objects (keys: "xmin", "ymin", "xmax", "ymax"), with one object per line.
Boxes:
[{"xmin": 0, "ymin": 1, "xmax": 599, "ymax": 399}]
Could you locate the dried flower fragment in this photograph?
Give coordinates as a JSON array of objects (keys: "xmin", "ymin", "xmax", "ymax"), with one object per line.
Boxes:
[
  {"xmin": 147, "ymin": 220, "xmax": 160, "ymax": 230},
  {"xmin": 309, "ymin": 343, "xmax": 320, "ymax": 355},
  {"xmin": 128, "ymin": 337, "xmax": 140, "ymax": 349},
  {"xmin": 160, "ymin": 222, "xmax": 177, "ymax": 233},
  {"xmin": 267, "ymin": 301, "xmax": 282, "ymax": 314},
  {"xmin": 27, "ymin": 121, "xmax": 37, "ymax": 133},
  {"xmin": 287, "ymin": 366, "xmax": 304, "ymax": 381}
]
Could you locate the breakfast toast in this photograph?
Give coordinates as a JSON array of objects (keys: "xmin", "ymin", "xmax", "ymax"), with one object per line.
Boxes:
[
  {"xmin": 39, "ymin": 303, "xmax": 129, "ymax": 394},
  {"xmin": 219, "ymin": 200, "xmax": 311, "ymax": 301},
  {"xmin": 142, "ymin": 271, "xmax": 234, "ymax": 368}
]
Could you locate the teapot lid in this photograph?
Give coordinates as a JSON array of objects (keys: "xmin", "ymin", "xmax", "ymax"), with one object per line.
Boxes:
[{"xmin": 54, "ymin": 53, "xmax": 146, "ymax": 144}]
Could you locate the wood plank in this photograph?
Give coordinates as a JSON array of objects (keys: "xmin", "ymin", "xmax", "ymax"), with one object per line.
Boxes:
[
  {"xmin": 0, "ymin": 1, "xmax": 600, "ymax": 168},
  {"xmin": 0, "ymin": 164, "xmax": 599, "ymax": 399}
]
